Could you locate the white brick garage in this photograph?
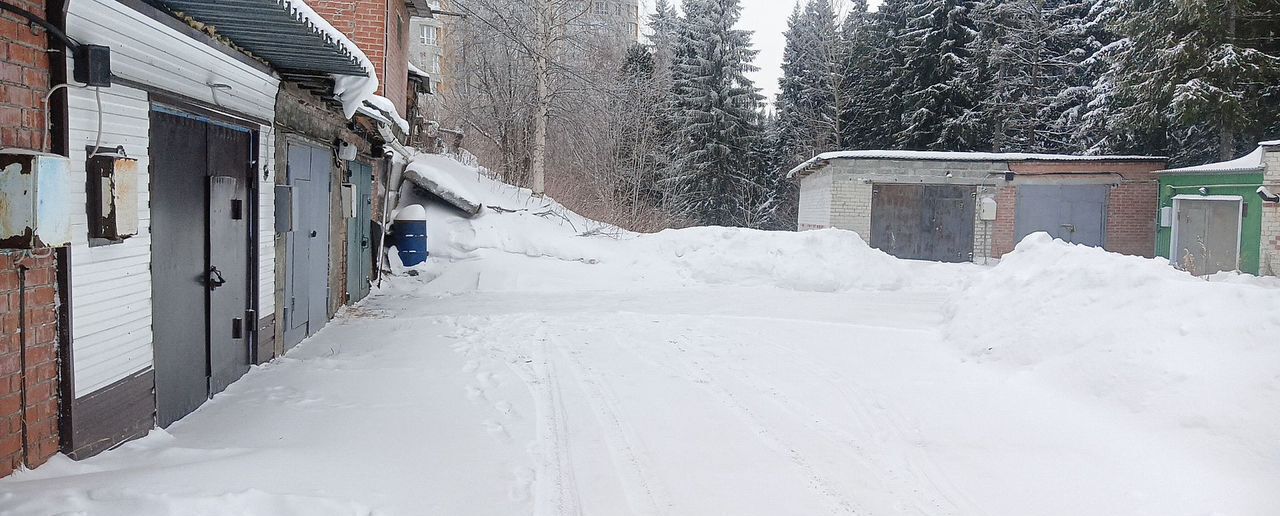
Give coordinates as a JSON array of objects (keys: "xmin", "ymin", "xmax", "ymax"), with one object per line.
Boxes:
[{"xmin": 789, "ymin": 151, "xmax": 1166, "ymax": 263}]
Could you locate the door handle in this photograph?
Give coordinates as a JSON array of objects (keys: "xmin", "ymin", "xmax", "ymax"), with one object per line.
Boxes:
[
  {"xmin": 361, "ymin": 237, "xmax": 369, "ymax": 249},
  {"xmin": 208, "ymin": 266, "xmax": 227, "ymax": 291},
  {"xmin": 310, "ymin": 230, "xmax": 318, "ymax": 238}
]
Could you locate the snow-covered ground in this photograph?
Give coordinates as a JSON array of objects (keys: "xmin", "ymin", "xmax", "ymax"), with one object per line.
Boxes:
[{"xmin": 2, "ymin": 157, "xmax": 1278, "ymax": 515}]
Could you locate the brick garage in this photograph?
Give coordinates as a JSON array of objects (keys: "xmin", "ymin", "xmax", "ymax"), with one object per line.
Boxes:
[
  {"xmin": 791, "ymin": 151, "xmax": 1167, "ymax": 263},
  {"xmin": 993, "ymin": 161, "xmax": 1165, "ymax": 259},
  {"xmin": 0, "ymin": 0, "xmax": 62, "ymax": 478}
]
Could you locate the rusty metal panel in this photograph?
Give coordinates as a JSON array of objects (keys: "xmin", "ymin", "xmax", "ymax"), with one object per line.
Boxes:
[
  {"xmin": 871, "ymin": 184, "xmax": 976, "ymax": 263},
  {"xmin": 0, "ymin": 151, "xmax": 71, "ymax": 248},
  {"xmin": 87, "ymin": 151, "xmax": 140, "ymax": 241}
]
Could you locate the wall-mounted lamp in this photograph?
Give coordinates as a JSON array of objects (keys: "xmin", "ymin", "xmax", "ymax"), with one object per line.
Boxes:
[{"xmin": 1258, "ymin": 186, "xmax": 1279, "ymax": 203}]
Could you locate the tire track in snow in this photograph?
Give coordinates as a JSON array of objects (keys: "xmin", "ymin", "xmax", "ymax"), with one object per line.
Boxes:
[
  {"xmin": 555, "ymin": 334, "xmax": 671, "ymax": 515},
  {"xmin": 506, "ymin": 322, "xmax": 583, "ymax": 516},
  {"xmin": 747, "ymin": 341, "xmax": 985, "ymax": 516},
  {"xmin": 608, "ymin": 317, "xmax": 862, "ymax": 515}
]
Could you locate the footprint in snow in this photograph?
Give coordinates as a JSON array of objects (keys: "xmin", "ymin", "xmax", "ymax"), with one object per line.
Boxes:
[{"xmin": 483, "ymin": 420, "xmax": 510, "ymax": 441}]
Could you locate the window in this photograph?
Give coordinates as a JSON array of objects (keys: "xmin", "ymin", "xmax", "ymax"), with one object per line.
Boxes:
[
  {"xmin": 421, "ymin": 25, "xmax": 438, "ymax": 46},
  {"xmin": 592, "ymin": 2, "xmax": 607, "ymax": 15},
  {"xmin": 432, "ymin": 54, "xmax": 442, "ymax": 74}
]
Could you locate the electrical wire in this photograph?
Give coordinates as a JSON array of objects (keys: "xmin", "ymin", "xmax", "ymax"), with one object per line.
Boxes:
[
  {"xmin": 41, "ymin": 82, "xmax": 86, "ymax": 154},
  {"xmin": 0, "ymin": 1, "xmax": 81, "ymax": 50}
]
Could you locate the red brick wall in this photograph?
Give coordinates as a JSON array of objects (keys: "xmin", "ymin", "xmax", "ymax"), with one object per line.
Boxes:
[
  {"xmin": 1105, "ymin": 182, "xmax": 1159, "ymax": 258},
  {"xmin": 383, "ymin": 0, "xmax": 409, "ymax": 116},
  {"xmin": 992, "ymin": 186, "xmax": 1018, "ymax": 258},
  {"xmin": 0, "ymin": 0, "xmax": 61, "ymax": 479},
  {"xmin": 1, "ymin": 0, "xmax": 51, "ymax": 150},
  {"xmin": 310, "ymin": 0, "xmax": 409, "ymax": 116},
  {"xmin": 0, "ymin": 252, "xmax": 60, "ymax": 478}
]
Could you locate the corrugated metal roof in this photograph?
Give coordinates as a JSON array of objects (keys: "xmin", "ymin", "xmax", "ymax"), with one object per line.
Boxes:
[{"xmin": 152, "ymin": 0, "xmax": 369, "ymax": 77}]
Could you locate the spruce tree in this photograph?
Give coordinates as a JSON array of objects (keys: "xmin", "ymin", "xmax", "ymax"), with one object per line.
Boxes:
[
  {"xmin": 1105, "ymin": 0, "xmax": 1280, "ymax": 164},
  {"xmin": 667, "ymin": 0, "xmax": 765, "ymax": 226},
  {"xmin": 843, "ymin": 0, "xmax": 911, "ymax": 149},
  {"xmin": 896, "ymin": 0, "xmax": 982, "ymax": 151}
]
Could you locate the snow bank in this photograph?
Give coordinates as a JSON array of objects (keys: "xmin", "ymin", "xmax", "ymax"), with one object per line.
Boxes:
[
  {"xmin": 624, "ymin": 227, "xmax": 947, "ymax": 292},
  {"xmin": 397, "ymin": 154, "xmax": 971, "ymax": 295},
  {"xmin": 947, "ymin": 233, "xmax": 1280, "ymax": 445}
]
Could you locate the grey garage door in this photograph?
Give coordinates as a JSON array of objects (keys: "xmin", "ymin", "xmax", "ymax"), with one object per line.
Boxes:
[
  {"xmin": 1172, "ymin": 198, "xmax": 1241, "ymax": 275},
  {"xmin": 871, "ymin": 184, "xmax": 976, "ymax": 263},
  {"xmin": 284, "ymin": 143, "xmax": 333, "ymax": 350},
  {"xmin": 150, "ymin": 107, "xmax": 254, "ymax": 427},
  {"xmin": 1015, "ymin": 185, "xmax": 1108, "ymax": 246}
]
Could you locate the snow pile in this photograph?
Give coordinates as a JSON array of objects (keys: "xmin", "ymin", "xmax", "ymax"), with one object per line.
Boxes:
[
  {"xmin": 361, "ymin": 95, "xmax": 409, "ymax": 134},
  {"xmin": 399, "ymin": 154, "xmax": 968, "ymax": 294},
  {"xmin": 287, "ymin": 0, "xmax": 408, "ymax": 129},
  {"xmin": 287, "ymin": 0, "xmax": 378, "ymax": 119},
  {"xmin": 624, "ymin": 227, "xmax": 942, "ymax": 292},
  {"xmin": 1161, "ymin": 145, "xmax": 1265, "ymax": 173},
  {"xmin": 947, "ymin": 233, "xmax": 1280, "ymax": 445}
]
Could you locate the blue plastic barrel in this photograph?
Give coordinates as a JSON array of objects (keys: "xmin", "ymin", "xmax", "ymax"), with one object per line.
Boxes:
[{"xmin": 392, "ymin": 204, "xmax": 428, "ymax": 266}]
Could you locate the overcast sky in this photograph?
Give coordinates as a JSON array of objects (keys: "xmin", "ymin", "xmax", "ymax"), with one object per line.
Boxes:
[{"xmin": 638, "ymin": 0, "xmax": 882, "ymax": 107}]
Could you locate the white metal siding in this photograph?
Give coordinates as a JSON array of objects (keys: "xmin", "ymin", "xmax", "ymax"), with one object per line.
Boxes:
[
  {"xmin": 258, "ymin": 129, "xmax": 276, "ymax": 315},
  {"xmin": 66, "ymin": 86, "xmax": 153, "ymax": 397},
  {"xmin": 67, "ymin": 0, "xmax": 278, "ymax": 121},
  {"xmin": 66, "ymin": 0, "xmax": 280, "ymax": 397},
  {"xmin": 797, "ymin": 169, "xmax": 834, "ymax": 230}
]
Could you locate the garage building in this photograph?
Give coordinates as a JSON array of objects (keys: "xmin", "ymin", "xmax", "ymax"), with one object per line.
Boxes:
[{"xmin": 789, "ymin": 151, "xmax": 1167, "ymax": 263}]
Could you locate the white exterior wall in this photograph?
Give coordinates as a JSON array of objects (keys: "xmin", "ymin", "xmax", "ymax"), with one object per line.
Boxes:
[
  {"xmin": 66, "ymin": 0, "xmax": 279, "ymax": 397},
  {"xmin": 797, "ymin": 168, "xmax": 834, "ymax": 230},
  {"xmin": 831, "ymin": 172, "xmax": 873, "ymax": 240},
  {"xmin": 258, "ymin": 131, "xmax": 276, "ymax": 316},
  {"xmin": 65, "ymin": 86, "xmax": 152, "ymax": 396},
  {"xmin": 1260, "ymin": 145, "xmax": 1280, "ymax": 275}
]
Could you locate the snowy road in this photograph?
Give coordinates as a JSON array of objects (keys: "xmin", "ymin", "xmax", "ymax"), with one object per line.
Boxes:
[{"xmin": 6, "ymin": 281, "xmax": 1272, "ymax": 515}]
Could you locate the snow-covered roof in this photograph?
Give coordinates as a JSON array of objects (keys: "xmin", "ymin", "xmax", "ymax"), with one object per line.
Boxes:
[
  {"xmin": 1159, "ymin": 146, "xmax": 1267, "ymax": 175},
  {"xmin": 1261, "ymin": 139, "xmax": 1280, "ymax": 147},
  {"xmin": 360, "ymin": 95, "xmax": 410, "ymax": 135},
  {"xmin": 787, "ymin": 150, "xmax": 1166, "ymax": 178},
  {"xmin": 407, "ymin": 60, "xmax": 429, "ymax": 78}
]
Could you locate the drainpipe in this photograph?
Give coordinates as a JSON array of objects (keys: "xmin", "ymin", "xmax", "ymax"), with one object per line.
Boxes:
[
  {"xmin": 15, "ymin": 264, "xmax": 29, "ymax": 467},
  {"xmin": 373, "ymin": 121, "xmax": 411, "ymax": 287}
]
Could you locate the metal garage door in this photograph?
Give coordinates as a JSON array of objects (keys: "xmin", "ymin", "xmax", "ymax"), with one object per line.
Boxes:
[
  {"xmin": 871, "ymin": 184, "xmax": 976, "ymax": 263},
  {"xmin": 346, "ymin": 161, "xmax": 374, "ymax": 303},
  {"xmin": 1172, "ymin": 197, "xmax": 1242, "ymax": 276},
  {"xmin": 284, "ymin": 142, "xmax": 333, "ymax": 350},
  {"xmin": 1015, "ymin": 185, "xmax": 1108, "ymax": 246},
  {"xmin": 150, "ymin": 108, "xmax": 254, "ymax": 427}
]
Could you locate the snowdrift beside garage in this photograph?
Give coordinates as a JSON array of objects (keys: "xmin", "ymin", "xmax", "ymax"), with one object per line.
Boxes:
[
  {"xmin": 947, "ymin": 233, "xmax": 1280, "ymax": 447},
  {"xmin": 399, "ymin": 154, "xmax": 970, "ymax": 294}
]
